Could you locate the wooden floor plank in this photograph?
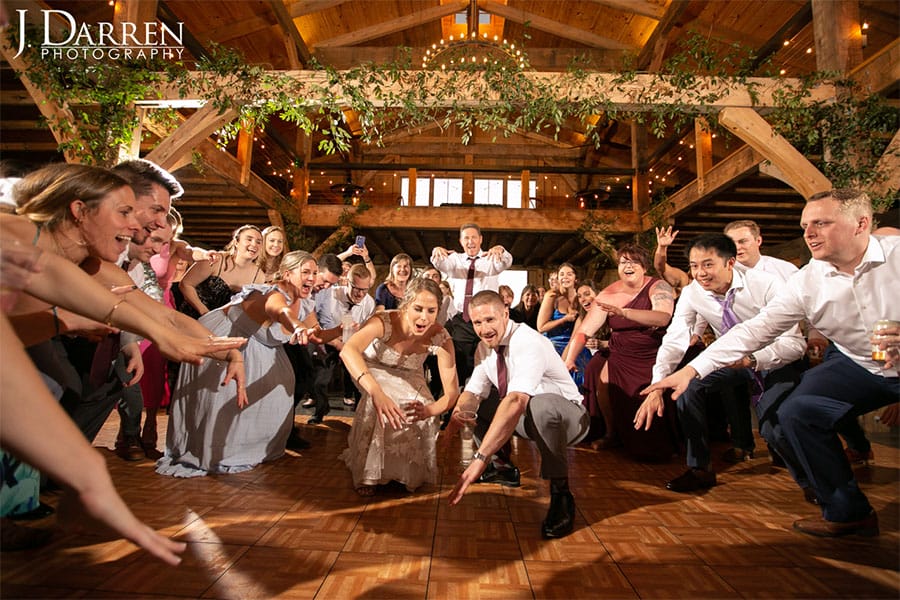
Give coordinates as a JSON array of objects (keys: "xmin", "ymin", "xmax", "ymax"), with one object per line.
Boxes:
[{"xmin": 2, "ymin": 412, "xmax": 897, "ymax": 599}]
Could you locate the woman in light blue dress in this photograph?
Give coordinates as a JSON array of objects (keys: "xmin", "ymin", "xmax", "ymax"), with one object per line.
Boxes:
[{"xmin": 158, "ymin": 251, "xmax": 321, "ymax": 477}]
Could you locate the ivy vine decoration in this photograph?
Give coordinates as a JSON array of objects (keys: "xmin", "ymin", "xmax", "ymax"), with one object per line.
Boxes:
[{"xmin": 8, "ymin": 25, "xmax": 896, "ymax": 210}]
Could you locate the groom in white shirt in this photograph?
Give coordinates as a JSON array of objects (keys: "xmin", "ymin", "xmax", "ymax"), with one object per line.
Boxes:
[
  {"xmin": 448, "ymin": 291, "xmax": 590, "ymax": 539},
  {"xmin": 647, "ymin": 189, "xmax": 899, "ymax": 537}
]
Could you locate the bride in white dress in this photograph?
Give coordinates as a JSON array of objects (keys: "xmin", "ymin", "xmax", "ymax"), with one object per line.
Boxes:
[{"xmin": 340, "ymin": 277, "xmax": 459, "ymax": 495}]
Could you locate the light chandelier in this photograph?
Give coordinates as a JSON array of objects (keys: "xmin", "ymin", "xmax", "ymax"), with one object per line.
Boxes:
[
  {"xmin": 421, "ymin": 0, "xmax": 526, "ymax": 71},
  {"xmin": 422, "ymin": 32, "xmax": 526, "ymax": 70}
]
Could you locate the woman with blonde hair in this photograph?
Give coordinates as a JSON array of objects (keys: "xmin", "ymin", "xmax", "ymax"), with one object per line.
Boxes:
[
  {"xmin": 374, "ymin": 252, "xmax": 412, "ymax": 310},
  {"xmin": 179, "ymin": 224, "xmax": 265, "ymax": 318},
  {"xmin": 340, "ymin": 277, "xmax": 459, "ymax": 496},
  {"xmin": 256, "ymin": 225, "xmax": 286, "ymax": 281},
  {"xmin": 159, "ymin": 251, "xmax": 327, "ymax": 477}
]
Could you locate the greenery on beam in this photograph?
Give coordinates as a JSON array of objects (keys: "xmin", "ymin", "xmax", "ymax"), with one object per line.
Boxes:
[{"xmin": 7, "ymin": 27, "xmax": 897, "ymax": 214}]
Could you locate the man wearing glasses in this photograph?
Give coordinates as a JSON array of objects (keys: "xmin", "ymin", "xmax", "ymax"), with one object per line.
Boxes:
[{"xmin": 327, "ymin": 263, "xmax": 376, "ymax": 411}]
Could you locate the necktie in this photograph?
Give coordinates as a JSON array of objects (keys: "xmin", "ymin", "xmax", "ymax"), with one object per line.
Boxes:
[
  {"xmin": 462, "ymin": 256, "xmax": 477, "ymax": 322},
  {"xmin": 716, "ymin": 288, "xmax": 739, "ymax": 333},
  {"xmin": 715, "ymin": 288, "xmax": 763, "ymax": 404},
  {"xmin": 497, "ymin": 345, "xmax": 508, "ymax": 398}
]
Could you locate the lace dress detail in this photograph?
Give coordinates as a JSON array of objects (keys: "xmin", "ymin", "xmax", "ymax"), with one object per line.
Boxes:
[{"xmin": 340, "ymin": 311, "xmax": 450, "ymax": 491}]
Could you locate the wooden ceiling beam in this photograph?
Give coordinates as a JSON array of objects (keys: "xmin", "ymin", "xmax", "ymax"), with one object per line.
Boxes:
[
  {"xmin": 314, "ymin": 46, "xmax": 625, "ymax": 71},
  {"xmin": 849, "ymin": 38, "xmax": 900, "ymax": 96},
  {"xmin": 584, "ymin": 0, "xmax": 665, "ymax": 20},
  {"xmin": 636, "ymin": 0, "xmax": 696, "ymax": 70},
  {"xmin": 148, "ymin": 71, "xmax": 836, "ymax": 109},
  {"xmin": 479, "ymin": 0, "xmax": 636, "ymax": 51},
  {"xmin": 718, "ymin": 107, "xmax": 831, "ymax": 200},
  {"xmin": 314, "ymin": 1, "xmax": 467, "ymax": 48},
  {"xmin": 289, "ymin": 0, "xmax": 350, "ymax": 18},
  {"xmin": 363, "ymin": 142, "xmax": 583, "ymax": 158},
  {"xmin": 647, "ymin": 144, "xmax": 763, "ymax": 226},
  {"xmin": 144, "ymin": 104, "xmax": 239, "ymax": 171},
  {"xmin": 299, "ymin": 205, "xmax": 641, "ymax": 233},
  {"xmin": 870, "ymin": 128, "xmax": 900, "ymax": 199},
  {"xmin": 269, "ymin": 0, "xmax": 312, "ymax": 67},
  {"xmin": 195, "ymin": 139, "xmax": 280, "ymax": 209}
]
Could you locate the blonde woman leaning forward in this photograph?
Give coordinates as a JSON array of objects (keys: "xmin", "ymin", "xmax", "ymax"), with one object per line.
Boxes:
[{"xmin": 340, "ymin": 278, "xmax": 459, "ymax": 496}]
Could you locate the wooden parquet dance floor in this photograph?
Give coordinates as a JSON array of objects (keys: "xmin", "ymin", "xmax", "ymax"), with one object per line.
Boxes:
[{"xmin": 2, "ymin": 411, "xmax": 899, "ymax": 599}]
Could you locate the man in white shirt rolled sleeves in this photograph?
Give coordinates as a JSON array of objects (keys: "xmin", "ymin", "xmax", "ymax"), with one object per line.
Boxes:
[
  {"xmin": 448, "ymin": 291, "xmax": 590, "ymax": 539},
  {"xmin": 724, "ymin": 219, "xmax": 875, "ymax": 468},
  {"xmin": 646, "ymin": 189, "xmax": 899, "ymax": 537},
  {"xmin": 431, "ymin": 223, "xmax": 513, "ymax": 386},
  {"xmin": 634, "ymin": 233, "xmax": 807, "ymax": 493}
]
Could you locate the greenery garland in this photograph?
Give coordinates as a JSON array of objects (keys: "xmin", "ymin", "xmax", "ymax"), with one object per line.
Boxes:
[{"xmin": 7, "ymin": 26, "xmax": 896, "ymax": 216}]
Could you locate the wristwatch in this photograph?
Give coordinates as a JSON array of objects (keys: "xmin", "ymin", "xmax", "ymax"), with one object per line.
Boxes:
[
  {"xmin": 747, "ymin": 354, "xmax": 758, "ymax": 370},
  {"xmin": 472, "ymin": 451, "xmax": 488, "ymax": 463}
]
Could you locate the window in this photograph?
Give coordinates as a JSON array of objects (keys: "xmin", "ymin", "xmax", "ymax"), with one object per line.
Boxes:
[
  {"xmin": 400, "ymin": 177, "xmax": 432, "ymax": 206},
  {"xmin": 433, "ymin": 178, "xmax": 463, "ymax": 205},
  {"xmin": 474, "ymin": 179, "xmax": 504, "ymax": 205},
  {"xmin": 506, "ymin": 179, "xmax": 537, "ymax": 209}
]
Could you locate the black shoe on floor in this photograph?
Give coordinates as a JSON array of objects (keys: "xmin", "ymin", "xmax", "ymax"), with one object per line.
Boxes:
[
  {"xmin": 769, "ymin": 445, "xmax": 787, "ymax": 468},
  {"xmin": 542, "ymin": 491, "xmax": 575, "ymax": 538},
  {"xmin": 722, "ymin": 447, "xmax": 754, "ymax": 463},
  {"xmin": 476, "ymin": 463, "xmax": 520, "ymax": 487},
  {"xmin": 666, "ymin": 468, "xmax": 716, "ymax": 493},
  {"xmin": 7, "ymin": 502, "xmax": 55, "ymax": 521},
  {"xmin": 115, "ymin": 436, "xmax": 145, "ymax": 461},
  {"xmin": 802, "ymin": 486, "xmax": 819, "ymax": 505}
]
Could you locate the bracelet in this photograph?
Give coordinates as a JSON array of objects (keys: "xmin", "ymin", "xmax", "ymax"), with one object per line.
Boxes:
[
  {"xmin": 364, "ymin": 259, "xmax": 372, "ymax": 264},
  {"xmin": 102, "ymin": 298, "xmax": 126, "ymax": 326},
  {"xmin": 356, "ymin": 370, "xmax": 370, "ymax": 383},
  {"xmin": 51, "ymin": 306, "xmax": 60, "ymax": 336},
  {"xmin": 472, "ymin": 451, "xmax": 488, "ymax": 463}
]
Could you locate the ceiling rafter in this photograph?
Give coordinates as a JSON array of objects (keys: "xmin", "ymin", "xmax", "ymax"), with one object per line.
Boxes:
[
  {"xmin": 479, "ymin": 0, "xmax": 636, "ymax": 51},
  {"xmin": 314, "ymin": 1, "xmax": 467, "ymax": 48},
  {"xmin": 584, "ymin": 0, "xmax": 665, "ymax": 20},
  {"xmin": 269, "ymin": 0, "xmax": 312, "ymax": 67}
]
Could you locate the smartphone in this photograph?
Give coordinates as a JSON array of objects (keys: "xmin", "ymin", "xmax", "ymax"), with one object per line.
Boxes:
[{"xmin": 355, "ymin": 235, "xmax": 365, "ymax": 248}]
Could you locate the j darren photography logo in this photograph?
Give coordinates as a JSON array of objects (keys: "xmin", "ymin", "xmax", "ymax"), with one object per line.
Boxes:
[{"xmin": 13, "ymin": 9, "xmax": 185, "ymax": 61}]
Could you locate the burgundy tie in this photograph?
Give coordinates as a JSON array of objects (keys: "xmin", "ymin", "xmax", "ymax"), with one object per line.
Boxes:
[
  {"xmin": 497, "ymin": 345, "xmax": 508, "ymax": 398},
  {"xmin": 462, "ymin": 256, "xmax": 477, "ymax": 322}
]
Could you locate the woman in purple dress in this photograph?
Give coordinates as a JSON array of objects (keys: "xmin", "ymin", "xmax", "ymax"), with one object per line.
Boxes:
[{"xmin": 565, "ymin": 244, "xmax": 678, "ymax": 461}]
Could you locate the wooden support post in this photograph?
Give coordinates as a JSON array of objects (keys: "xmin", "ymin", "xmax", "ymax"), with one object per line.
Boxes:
[
  {"xmin": 521, "ymin": 170, "xmax": 531, "ymax": 208},
  {"xmin": 407, "ymin": 168, "xmax": 417, "ymax": 206},
  {"xmin": 118, "ymin": 106, "xmax": 145, "ymax": 162},
  {"xmin": 292, "ymin": 130, "xmax": 311, "ymax": 219},
  {"xmin": 811, "ymin": 0, "xmax": 863, "ymax": 74},
  {"xmin": 463, "ymin": 154, "xmax": 474, "ymax": 205},
  {"xmin": 694, "ymin": 117, "xmax": 713, "ymax": 194},
  {"xmin": 631, "ymin": 122, "xmax": 649, "ymax": 213},
  {"xmin": 718, "ymin": 107, "xmax": 831, "ymax": 199},
  {"xmin": 237, "ymin": 127, "xmax": 254, "ymax": 187}
]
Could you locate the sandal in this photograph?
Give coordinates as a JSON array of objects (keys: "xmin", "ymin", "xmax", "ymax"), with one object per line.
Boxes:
[{"xmin": 355, "ymin": 485, "xmax": 376, "ymax": 497}]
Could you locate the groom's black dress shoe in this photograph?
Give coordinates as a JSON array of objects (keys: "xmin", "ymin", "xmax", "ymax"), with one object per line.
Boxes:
[{"xmin": 542, "ymin": 491, "xmax": 575, "ymax": 539}]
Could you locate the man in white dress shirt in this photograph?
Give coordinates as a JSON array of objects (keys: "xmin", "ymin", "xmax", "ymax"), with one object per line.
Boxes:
[
  {"xmin": 431, "ymin": 223, "xmax": 513, "ymax": 385},
  {"xmin": 330, "ymin": 263, "xmax": 376, "ymax": 409},
  {"xmin": 635, "ymin": 233, "xmax": 807, "ymax": 493},
  {"xmin": 725, "ymin": 219, "xmax": 875, "ymax": 470},
  {"xmin": 449, "ymin": 291, "xmax": 590, "ymax": 538},
  {"xmin": 647, "ymin": 189, "xmax": 899, "ymax": 537},
  {"xmin": 724, "ymin": 219, "xmax": 800, "ymax": 281}
]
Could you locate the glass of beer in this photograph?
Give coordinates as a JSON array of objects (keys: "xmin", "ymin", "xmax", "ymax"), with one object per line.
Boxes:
[{"xmin": 872, "ymin": 320, "xmax": 899, "ymax": 361}]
